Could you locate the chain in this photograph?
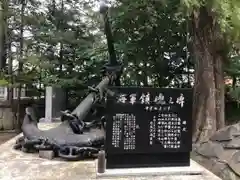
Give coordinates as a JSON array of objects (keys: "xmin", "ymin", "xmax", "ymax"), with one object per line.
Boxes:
[
  {"xmin": 58, "ymin": 146, "xmax": 100, "ymax": 160},
  {"xmin": 14, "ymin": 136, "xmax": 102, "ymax": 160}
]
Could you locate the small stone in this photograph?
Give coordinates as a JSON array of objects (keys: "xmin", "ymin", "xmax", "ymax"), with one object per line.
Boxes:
[
  {"xmin": 39, "ymin": 150, "xmax": 54, "ymax": 160},
  {"xmin": 210, "ymin": 126, "xmax": 238, "ymax": 142},
  {"xmin": 218, "ymin": 150, "xmax": 238, "ymax": 163},
  {"xmin": 226, "ymin": 151, "xmax": 240, "ymax": 177},
  {"xmin": 196, "ymin": 141, "xmax": 224, "ymax": 159},
  {"xmin": 225, "ymin": 138, "xmax": 240, "ymax": 149}
]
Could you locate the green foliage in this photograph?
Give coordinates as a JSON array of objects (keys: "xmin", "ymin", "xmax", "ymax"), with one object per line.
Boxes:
[
  {"xmin": 178, "ymin": 0, "xmax": 240, "ymax": 107},
  {"xmin": 2, "ymin": 0, "xmax": 196, "ymax": 103},
  {"xmin": 226, "ymin": 55, "xmax": 240, "ymax": 77},
  {"xmin": 180, "ymin": 0, "xmax": 240, "ymax": 42},
  {"xmin": 13, "ymin": 0, "xmax": 102, "ymax": 88},
  {"xmin": 0, "ymin": 79, "xmax": 9, "ymax": 86},
  {"xmin": 109, "ymin": 0, "xmax": 192, "ymax": 87},
  {"xmin": 229, "ymin": 87, "xmax": 240, "ymax": 104},
  {"xmin": 4, "ymin": 0, "xmax": 240, "ymax": 108}
]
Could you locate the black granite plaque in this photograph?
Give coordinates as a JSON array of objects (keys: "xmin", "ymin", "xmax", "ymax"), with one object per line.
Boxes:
[{"xmin": 105, "ymin": 87, "xmax": 192, "ymax": 169}]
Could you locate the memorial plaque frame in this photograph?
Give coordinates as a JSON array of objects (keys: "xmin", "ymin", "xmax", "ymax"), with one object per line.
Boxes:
[{"xmin": 105, "ymin": 87, "xmax": 192, "ymax": 169}]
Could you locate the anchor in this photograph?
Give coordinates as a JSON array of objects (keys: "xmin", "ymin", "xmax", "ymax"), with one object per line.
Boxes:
[{"xmin": 14, "ymin": 2, "xmax": 122, "ymax": 161}]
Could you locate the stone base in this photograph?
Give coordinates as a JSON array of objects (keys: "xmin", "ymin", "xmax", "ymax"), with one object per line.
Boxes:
[
  {"xmin": 96, "ymin": 159, "xmax": 204, "ymax": 178},
  {"xmin": 0, "ymin": 122, "xmax": 224, "ymax": 180},
  {"xmin": 39, "ymin": 117, "xmax": 61, "ymax": 123},
  {"xmin": 39, "ymin": 150, "xmax": 55, "ymax": 160}
]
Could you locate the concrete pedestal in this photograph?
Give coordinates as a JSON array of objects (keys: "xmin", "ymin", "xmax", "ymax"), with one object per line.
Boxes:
[{"xmin": 96, "ymin": 160, "xmax": 204, "ymax": 178}]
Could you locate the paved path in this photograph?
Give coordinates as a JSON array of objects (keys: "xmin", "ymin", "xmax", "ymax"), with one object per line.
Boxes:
[{"xmin": 0, "ymin": 122, "xmax": 222, "ymax": 180}]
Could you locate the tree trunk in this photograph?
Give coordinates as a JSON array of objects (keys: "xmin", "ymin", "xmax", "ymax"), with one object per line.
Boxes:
[
  {"xmin": 0, "ymin": 0, "xmax": 7, "ymax": 70},
  {"xmin": 192, "ymin": 7, "xmax": 217, "ymax": 143},
  {"xmin": 214, "ymin": 55, "xmax": 225, "ymax": 129},
  {"xmin": 232, "ymin": 76, "xmax": 237, "ymax": 89},
  {"xmin": 16, "ymin": 0, "xmax": 26, "ymax": 131},
  {"xmin": 59, "ymin": 0, "xmax": 64, "ymax": 75},
  {"xmin": 7, "ymin": 34, "xmax": 13, "ymax": 104},
  {"xmin": 7, "ymin": 8, "xmax": 13, "ymax": 103}
]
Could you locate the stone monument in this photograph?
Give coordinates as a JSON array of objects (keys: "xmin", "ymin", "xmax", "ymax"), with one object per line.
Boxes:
[
  {"xmin": 105, "ymin": 87, "xmax": 192, "ymax": 169},
  {"xmin": 44, "ymin": 86, "xmax": 66, "ymax": 122}
]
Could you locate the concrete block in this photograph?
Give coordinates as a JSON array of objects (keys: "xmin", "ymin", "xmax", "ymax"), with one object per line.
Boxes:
[
  {"xmin": 96, "ymin": 160, "xmax": 204, "ymax": 178},
  {"xmin": 21, "ymin": 147, "xmax": 29, "ymax": 153},
  {"xmin": 39, "ymin": 150, "xmax": 54, "ymax": 160}
]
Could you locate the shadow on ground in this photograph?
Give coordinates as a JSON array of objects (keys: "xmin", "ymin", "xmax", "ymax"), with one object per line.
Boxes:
[{"xmin": 0, "ymin": 132, "xmax": 18, "ymax": 145}]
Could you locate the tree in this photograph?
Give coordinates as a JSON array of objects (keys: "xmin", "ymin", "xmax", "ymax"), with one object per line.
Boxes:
[
  {"xmin": 18, "ymin": 0, "xmax": 105, "ymax": 104},
  {"xmin": 110, "ymin": 0, "xmax": 192, "ymax": 87},
  {"xmin": 179, "ymin": 0, "xmax": 240, "ymax": 142},
  {"xmin": 0, "ymin": 0, "xmax": 7, "ymax": 70},
  {"xmin": 15, "ymin": 0, "xmax": 27, "ymax": 130},
  {"xmin": 7, "ymin": 0, "xmax": 237, "ymax": 134}
]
